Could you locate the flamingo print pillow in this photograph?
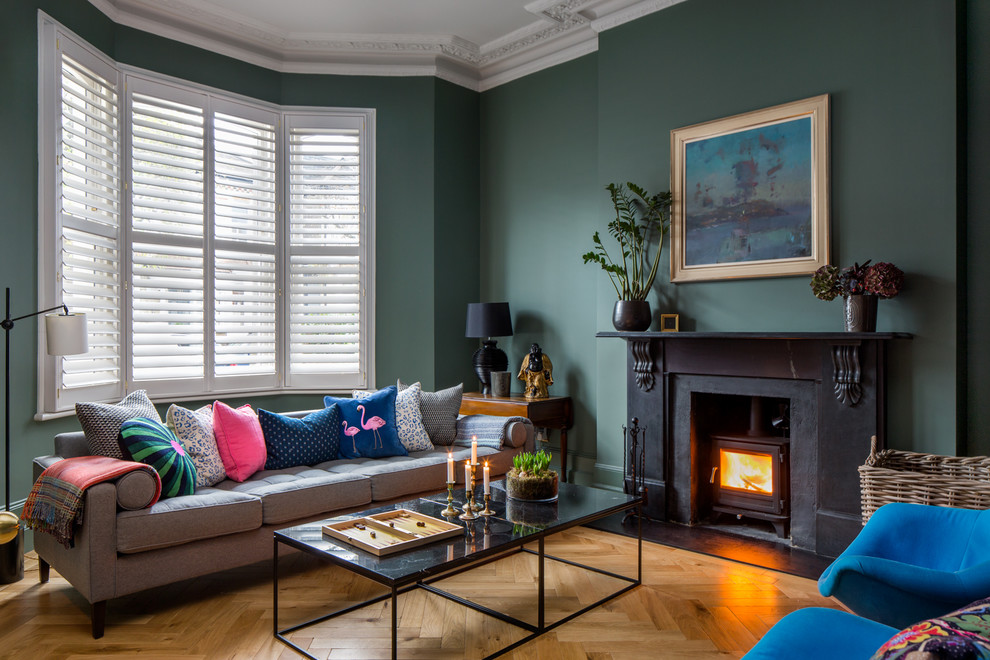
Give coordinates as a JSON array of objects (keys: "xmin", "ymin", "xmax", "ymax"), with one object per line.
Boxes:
[
  {"xmin": 325, "ymin": 385, "xmax": 407, "ymax": 459},
  {"xmin": 258, "ymin": 404, "xmax": 341, "ymax": 470}
]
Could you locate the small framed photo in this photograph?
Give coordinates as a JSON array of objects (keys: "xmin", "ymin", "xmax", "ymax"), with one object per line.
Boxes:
[{"xmin": 660, "ymin": 314, "xmax": 680, "ymax": 332}]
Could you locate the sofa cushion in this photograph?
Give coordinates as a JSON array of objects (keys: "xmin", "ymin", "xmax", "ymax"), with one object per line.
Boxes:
[
  {"xmin": 354, "ymin": 382, "xmax": 433, "ymax": 453},
  {"xmin": 871, "ymin": 597, "xmax": 990, "ymax": 660},
  {"xmin": 214, "ymin": 468, "xmax": 372, "ymax": 525},
  {"xmin": 320, "ymin": 445, "xmax": 503, "ymax": 501},
  {"xmin": 259, "ymin": 405, "xmax": 341, "ymax": 470},
  {"xmin": 398, "ymin": 381, "xmax": 462, "ymax": 446},
  {"xmin": 119, "ymin": 417, "xmax": 198, "ymax": 499},
  {"xmin": 212, "ymin": 402, "xmax": 266, "ymax": 482},
  {"xmin": 76, "ymin": 390, "xmax": 160, "ymax": 459},
  {"xmin": 325, "ymin": 386, "xmax": 407, "ymax": 459},
  {"xmin": 116, "ymin": 488, "xmax": 262, "ymax": 553},
  {"xmin": 166, "ymin": 404, "xmax": 226, "ymax": 487}
]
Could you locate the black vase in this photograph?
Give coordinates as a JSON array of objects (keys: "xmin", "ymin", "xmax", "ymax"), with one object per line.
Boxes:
[
  {"xmin": 612, "ymin": 300, "xmax": 652, "ymax": 332},
  {"xmin": 844, "ymin": 294, "xmax": 878, "ymax": 332}
]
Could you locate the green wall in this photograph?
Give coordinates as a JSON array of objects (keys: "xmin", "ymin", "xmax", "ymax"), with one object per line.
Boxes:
[
  {"xmin": 967, "ymin": 0, "xmax": 990, "ymax": 455},
  {"xmin": 480, "ymin": 55, "xmax": 601, "ymax": 483},
  {"xmin": 1, "ymin": 2, "xmax": 479, "ymax": 512},
  {"xmin": 481, "ymin": 0, "xmax": 962, "ymax": 486}
]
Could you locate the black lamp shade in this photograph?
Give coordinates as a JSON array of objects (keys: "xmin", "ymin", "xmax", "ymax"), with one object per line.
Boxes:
[
  {"xmin": 466, "ymin": 302, "xmax": 512, "ymax": 395},
  {"xmin": 465, "ymin": 302, "xmax": 513, "ymax": 338}
]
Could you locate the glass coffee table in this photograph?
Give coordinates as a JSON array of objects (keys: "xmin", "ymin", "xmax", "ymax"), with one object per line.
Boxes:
[{"xmin": 274, "ymin": 480, "xmax": 642, "ymax": 660}]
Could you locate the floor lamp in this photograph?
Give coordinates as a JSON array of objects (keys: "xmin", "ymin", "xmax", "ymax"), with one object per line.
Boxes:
[{"xmin": 0, "ymin": 288, "xmax": 88, "ymax": 584}]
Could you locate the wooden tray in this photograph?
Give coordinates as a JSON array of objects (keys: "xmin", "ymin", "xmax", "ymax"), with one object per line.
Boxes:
[{"xmin": 322, "ymin": 509, "xmax": 463, "ymax": 556}]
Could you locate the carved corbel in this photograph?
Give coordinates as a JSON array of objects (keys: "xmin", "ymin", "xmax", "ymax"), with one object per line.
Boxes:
[
  {"xmin": 629, "ymin": 339, "xmax": 655, "ymax": 392},
  {"xmin": 831, "ymin": 343, "xmax": 862, "ymax": 406}
]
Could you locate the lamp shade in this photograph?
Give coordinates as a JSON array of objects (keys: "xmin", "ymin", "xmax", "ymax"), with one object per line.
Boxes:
[
  {"xmin": 465, "ymin": 302, "xmax": 513, "ymax": 338},
  {"xmin": 45, "ymin": 313, "xmax": 88, "ymax": 356}
]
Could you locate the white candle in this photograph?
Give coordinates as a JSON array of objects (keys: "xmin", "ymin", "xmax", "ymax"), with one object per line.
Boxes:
[
  {"xmin": 447, "ymin": 452, "xmax": 454, "ymax": 482},
  {"xmin": 483, "ymin": 461, "xmax": 490, "ymax": 495},
  {"xmin": 465, "ymin": 461, "xmax": 472, "ymax": 488},
  {"xmin": 471, "ymin": 436, "xmax": 478, "ymax": 465}
]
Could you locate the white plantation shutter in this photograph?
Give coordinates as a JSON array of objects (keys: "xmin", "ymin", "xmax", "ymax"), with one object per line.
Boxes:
[
  {"xmin": 41, "ymin": 20, "xmax": 374, "ymax": 414},
  {"xmin": 127, "ymin": 82, "xmax": 207, "ymax": 390},
  {"xmin": 285, "ymin": 114, "xmax": 370, "ymax": 389},
  {"xmin": 51, "ymin": 43, "xmax": 124, "ymax": 408},
  {"xmin": 212, "ymin": 105, "xmax": 278, "ymax": 386}
]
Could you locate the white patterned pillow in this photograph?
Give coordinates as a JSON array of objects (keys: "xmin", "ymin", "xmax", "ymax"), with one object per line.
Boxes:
[
  {"xmin": 76, "ymin": 390, "xmax": 161, "ymax": 459},
  {"xmin": 353, "ymin": 383, "xmax": 433, "ymax": 452},
  {"xmin": 166, "ymin": 404, "xmax": 227, "ymax": 487}
]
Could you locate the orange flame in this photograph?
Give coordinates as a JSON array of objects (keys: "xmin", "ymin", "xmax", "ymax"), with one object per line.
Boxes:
[{"xmin": 720, "ymin": 449, "xmax": 773, "ymax": 494}]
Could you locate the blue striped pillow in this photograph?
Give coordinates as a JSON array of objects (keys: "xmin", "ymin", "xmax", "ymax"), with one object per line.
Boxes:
[{"xmin": 119, "ymin": 417, "xmax": 197, "ymax": 498}]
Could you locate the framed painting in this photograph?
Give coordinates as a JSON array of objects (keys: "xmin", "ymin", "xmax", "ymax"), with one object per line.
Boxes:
[{"xmin": 670, "ymin": 95, "xmax": 829, "ymax": 282}]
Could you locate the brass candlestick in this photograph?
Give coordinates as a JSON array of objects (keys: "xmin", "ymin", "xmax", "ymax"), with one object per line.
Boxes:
[
  {"xmin": 470, "ymin": 463, "xmax": 482, "ymax": 512},
  {"xmin": 480, "ymin": 491, "xmax": 495, "ymax": 516},
  {"xmin": 441, "ymin": 481, "xmax": 458, "ymax": 517},
  {"xmin": 460, "ymin": 464, "xmax": 479, "ymax": 521}
]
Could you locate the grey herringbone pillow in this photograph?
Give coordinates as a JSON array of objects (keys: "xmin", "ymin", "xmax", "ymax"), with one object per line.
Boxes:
[
  {"xmin": 76, "ymin": 390, "xmax": 161, "ymax": 459},
  {"xmin": 398, "ymin": 380, "xmax": 462, "ymax": 446}
]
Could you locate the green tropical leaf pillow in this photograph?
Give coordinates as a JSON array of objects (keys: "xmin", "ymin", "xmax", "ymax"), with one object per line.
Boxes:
[{"xmin": 119, "ymin": 417, "xmax": 198, "ymax": 498}]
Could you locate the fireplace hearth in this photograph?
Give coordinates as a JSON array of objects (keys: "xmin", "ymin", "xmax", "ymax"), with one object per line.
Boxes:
[{"xmin": 599, "ymin": 331, "xmax": 909, "ymax": 557}]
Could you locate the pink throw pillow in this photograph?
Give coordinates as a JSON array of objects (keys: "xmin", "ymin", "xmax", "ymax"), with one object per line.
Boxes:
[{"xmin": 212, "ymin": 402, "xmax": 266, "ymax": 482}]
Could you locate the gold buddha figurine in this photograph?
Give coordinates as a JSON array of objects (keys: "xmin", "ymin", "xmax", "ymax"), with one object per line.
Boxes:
[{"xmin": 517, "ymin": 343, "xmax": 553, "ymax": 399}]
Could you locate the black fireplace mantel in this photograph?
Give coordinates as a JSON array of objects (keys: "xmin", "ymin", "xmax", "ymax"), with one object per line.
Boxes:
[{"xmin": 598, "ymin": 330, "xmax": 911, "ymax": 557}]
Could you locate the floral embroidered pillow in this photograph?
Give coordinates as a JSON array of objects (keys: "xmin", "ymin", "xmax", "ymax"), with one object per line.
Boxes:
[
  {"xmin": 871, "ymin": 597, "xmax": 990, "ymax": 660},
  {"xmin": 166, "ymin": 404, "xmax": 226, "ymax": 487},
  {"xmin": 352, "ymin": 382, "xmax": 432, "ymax": 452}
]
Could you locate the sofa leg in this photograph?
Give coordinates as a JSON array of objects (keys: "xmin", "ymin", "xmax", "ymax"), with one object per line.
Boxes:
[
  {"xmin": 38, "ymin": 558, "xmax": 50, "ymax": 583},
  {"xmin": 92, "ymin": 601, "xmax": 106, "ymax": 639}
]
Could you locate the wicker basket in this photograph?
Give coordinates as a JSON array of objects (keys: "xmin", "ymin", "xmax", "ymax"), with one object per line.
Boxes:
[{"xmin": 859, "ymin": 435, "xmax": 990, "ymax": 524}]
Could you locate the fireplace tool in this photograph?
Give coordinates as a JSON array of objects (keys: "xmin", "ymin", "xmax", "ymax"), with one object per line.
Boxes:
[{"xmin": 622, "ymin": 417, "xmax": 652, "ymax": 523}]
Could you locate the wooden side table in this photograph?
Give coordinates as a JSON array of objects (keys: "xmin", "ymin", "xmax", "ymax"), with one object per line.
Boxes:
[{"xmin": 459, "ymin": 392, "xmax": 575, "ymax": 482}]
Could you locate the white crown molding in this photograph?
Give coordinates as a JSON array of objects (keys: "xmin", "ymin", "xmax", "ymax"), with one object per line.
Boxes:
[{"xmin": 86, "ymin": 0, "xmax": 687, "ymax": 91}]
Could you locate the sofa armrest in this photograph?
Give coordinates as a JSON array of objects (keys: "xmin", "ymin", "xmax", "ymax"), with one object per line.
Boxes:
[
  {"xmin": 33, "ymin": 481, "xmax": 119, "ymax": 604},
  {"xmin": 504, "ymin": 419, "xmax": 535, "ymax": 451},
  {"xmin": 455, "ymin": 415, "xmax": 534, "ymax": 452}
]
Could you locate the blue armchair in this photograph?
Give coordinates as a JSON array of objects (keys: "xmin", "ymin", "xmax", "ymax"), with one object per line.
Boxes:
[
  {"xmin": 818, "ymin": 502, "xmax": 990, "ymax": 629},
  {"xmin": 741, "ymin": 607, "xmax": 895, "ymax": 660}
]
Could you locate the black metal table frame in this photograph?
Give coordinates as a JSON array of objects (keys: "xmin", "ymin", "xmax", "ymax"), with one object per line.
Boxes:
[{"xmin": 274, "ymin": 501, "xmax": 642, "ymax": 660}]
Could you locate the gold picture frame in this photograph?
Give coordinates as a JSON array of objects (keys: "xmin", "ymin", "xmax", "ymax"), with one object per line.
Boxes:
[
  {"xmin": 660, "ymin": 314, "xmax": 680, "ymax": 332},
  {"xmin": 670, "ymin": 95, "xmax": 829, "ymax": 283}
]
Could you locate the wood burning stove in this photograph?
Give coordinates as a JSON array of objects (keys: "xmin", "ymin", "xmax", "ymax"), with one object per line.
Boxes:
[
  {"xmin": 711, "ymin": 433, "xmax": 789, "ymax": 537},
  {"xmin": 705, "ymin": 395, "xmax": 790, "ymax": 538}
]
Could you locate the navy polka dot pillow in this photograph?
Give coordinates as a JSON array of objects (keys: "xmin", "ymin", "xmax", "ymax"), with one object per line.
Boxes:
[{"xmin": 258, "ymin": 404, "xmax": 341, "ymax": 470}]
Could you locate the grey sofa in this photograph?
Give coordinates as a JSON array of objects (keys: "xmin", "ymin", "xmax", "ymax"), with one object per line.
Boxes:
[{"xmin": 31, "ymin": 412, "xmax": 534, "ymax": 638}]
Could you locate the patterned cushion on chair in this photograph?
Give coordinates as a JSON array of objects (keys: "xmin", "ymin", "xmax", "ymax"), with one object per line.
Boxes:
[
  {"xmin": 77, "ymin": 390, "xmax": 161, "ymax": 459},
  {"xmin": 397, "ymin": 381, "xmax": 462, "ymax": 446},
  {"xmin": 871, "ymin": 597, "xmax": 990, "ymax": 660},
  {"xmin": 119, "ymin": 417, "xmax": 197, "ymax": 499}
]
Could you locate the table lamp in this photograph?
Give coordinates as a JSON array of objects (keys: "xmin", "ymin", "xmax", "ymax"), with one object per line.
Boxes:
[
  {"xmin": 465, "ymin": 302, "xmax": 512, "ymax": 395},
  {"xmin": 1, "ymin": 288, "xmax": 88, "ymax": 584}
]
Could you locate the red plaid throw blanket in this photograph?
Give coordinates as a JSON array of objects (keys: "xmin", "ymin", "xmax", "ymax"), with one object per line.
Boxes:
[{"xmin": 23, "ymin": 456, "xmax": 161, "ymax": 548}]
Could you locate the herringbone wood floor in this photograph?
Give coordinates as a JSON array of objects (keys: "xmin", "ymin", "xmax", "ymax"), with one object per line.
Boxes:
[{"xmin": 0, "ymin": 527, "xmax": 842, "ymax": 659}]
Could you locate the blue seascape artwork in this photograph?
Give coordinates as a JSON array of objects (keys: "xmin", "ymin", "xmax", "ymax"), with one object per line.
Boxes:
[{"xmin": 684, "ymin": 117, "xmax": 812, "ymax": 266}]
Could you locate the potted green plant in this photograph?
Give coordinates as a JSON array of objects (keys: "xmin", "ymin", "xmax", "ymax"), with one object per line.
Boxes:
[
  {"xmin": 583, "ymin": 182, "xmax": 671, "ymax": 331},
  {"xmin": 506, "ymin": 449, "xmax": 558, "ymax": 502},
  {"xmin": 810, "ymin": 260, "xmax": 904, "ymax": 331}
]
